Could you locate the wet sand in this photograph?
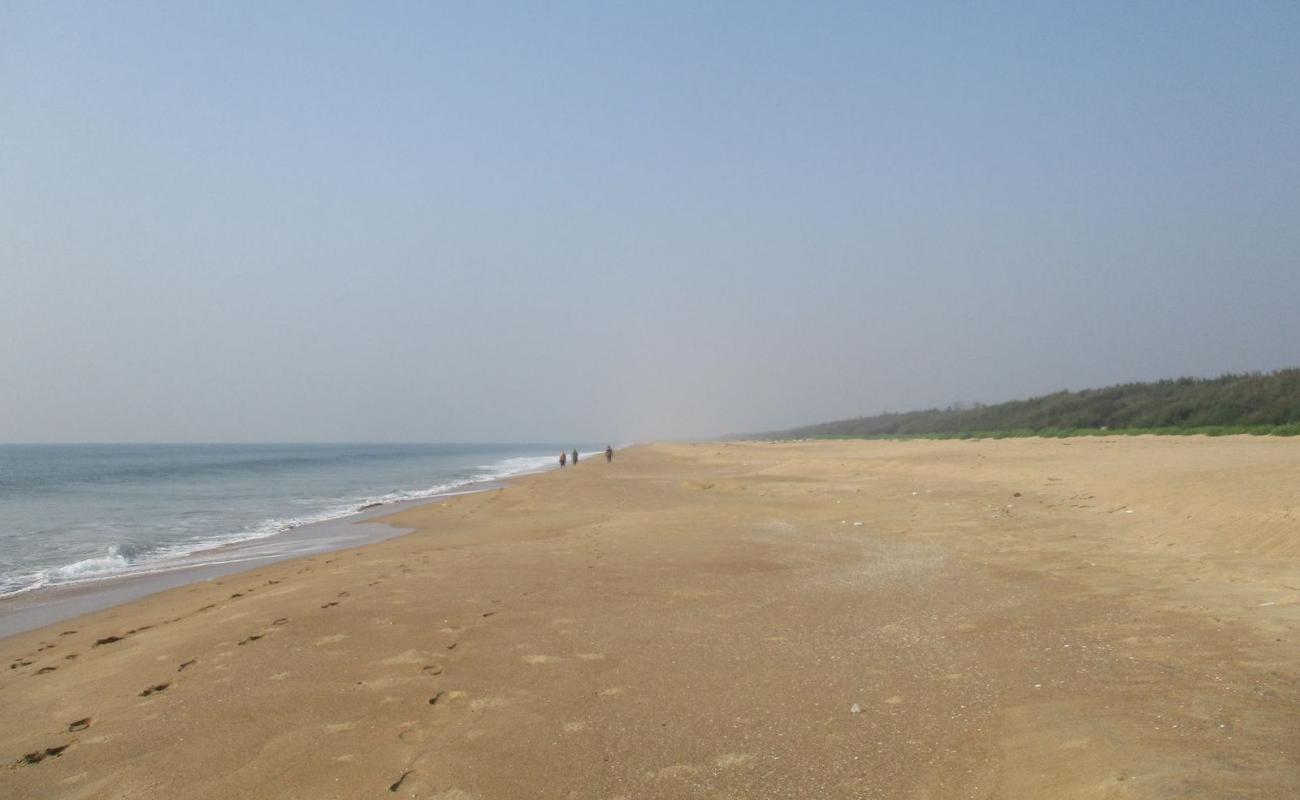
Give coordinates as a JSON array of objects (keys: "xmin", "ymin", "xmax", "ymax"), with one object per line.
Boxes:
[
  {"xmin": 0, "ymin": 501, "xmax": 421, "ymax": 640},
  {"xmin": 0, "ymin": 486, "xmax": 510, "ymax": 640},
  {"xmin": 2, "ymin": 437, "xmax": 1298, "ymax": 798}
]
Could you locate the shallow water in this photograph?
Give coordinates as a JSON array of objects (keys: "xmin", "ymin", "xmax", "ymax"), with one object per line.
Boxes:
[{"xmin": 0, "ymin": 443, "xmax": 586, "ymax": 597}]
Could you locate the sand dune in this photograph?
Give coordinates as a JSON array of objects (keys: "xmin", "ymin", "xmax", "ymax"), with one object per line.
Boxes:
[{"xmin": 2, "ymin": 437, "xmax": 1298, "ymax": 798}]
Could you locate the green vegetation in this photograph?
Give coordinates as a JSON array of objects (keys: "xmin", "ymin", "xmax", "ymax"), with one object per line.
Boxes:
[{"xmin": 753, "ymin": 370, "xmax": 1300, "ymax": 440}]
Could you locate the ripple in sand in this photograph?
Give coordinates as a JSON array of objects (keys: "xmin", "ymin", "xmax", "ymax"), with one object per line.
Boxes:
[
  {"xmin": 468, "ymin": 697, "xmax": 507, "ymax": 711},
  {"xmin": 656, "ymin": 764, "xmax": 700, "ymax": 779},
  {"xmin": 378, "ymin": 649, "xmax": 427, "ymax": 665}
]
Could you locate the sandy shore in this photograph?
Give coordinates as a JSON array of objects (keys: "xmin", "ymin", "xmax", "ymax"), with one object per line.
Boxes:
[{"xmin": 2, "ymin": 437, "xmax": 1298, "ymax": 799}]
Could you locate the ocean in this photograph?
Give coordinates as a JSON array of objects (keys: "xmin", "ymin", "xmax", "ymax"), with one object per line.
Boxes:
[{"xmin": 0, "ymin": 443, "xmax": 583, "ymax": 598}]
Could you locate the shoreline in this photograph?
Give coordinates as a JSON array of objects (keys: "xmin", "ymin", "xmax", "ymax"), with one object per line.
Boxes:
[
  {"xmin": 0, "ymin": 443, "xmax": 598, "ymax": 605},
  {"xmin": 2, "ymin": 438, "xmax": 1297, "ymax": 798},
  {"xmin": 0, "ymin": 485, "xmax": 499, "ymax": 641},
  {"xmin": 2, "ymin": 446, "xmax": 611, "ymax": 640}
]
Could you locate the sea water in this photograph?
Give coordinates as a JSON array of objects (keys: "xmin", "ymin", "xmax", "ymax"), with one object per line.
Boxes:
[{"xmin": 0, "ymin": 443, "xmax": 585, "ymax": 597}]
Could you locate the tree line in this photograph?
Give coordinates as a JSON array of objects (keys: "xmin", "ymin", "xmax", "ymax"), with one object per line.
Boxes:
[{"xmin": 752, "ymin": 369, "xmax": 1300, "ymax": 439}]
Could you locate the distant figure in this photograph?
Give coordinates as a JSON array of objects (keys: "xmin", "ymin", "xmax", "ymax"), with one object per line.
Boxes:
[
  {"xmin": 559, "ymin": 451, "xmax": 567, "ymax": 468},
  {"xmin": 572, "ymin": 448, "xmax": 579, "ymax": 465},
  {"xmin": 605, "ymin": 445, "xmax": 613, "ymax": 463}
]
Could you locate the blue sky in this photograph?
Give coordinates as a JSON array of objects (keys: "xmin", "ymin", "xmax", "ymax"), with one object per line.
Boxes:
[{"xmin": 2, "ymin": 2, "xmax": 1298, "ymax": 441}]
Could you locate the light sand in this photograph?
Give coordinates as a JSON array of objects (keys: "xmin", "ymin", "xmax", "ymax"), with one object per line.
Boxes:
[{"xmin": 2, "ymin": 437, "xmax": 1299, "ymax": 798}]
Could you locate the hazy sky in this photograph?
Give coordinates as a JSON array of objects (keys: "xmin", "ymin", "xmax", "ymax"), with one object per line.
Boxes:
[{"xmin": 3, "ymin": 3, "xmax": 1298, "ymax": 443}]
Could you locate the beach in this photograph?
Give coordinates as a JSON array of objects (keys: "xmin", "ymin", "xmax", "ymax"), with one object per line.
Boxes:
[{"xmin": 2, "ymin": 437, "xmax": 1298, "ymax": 798}]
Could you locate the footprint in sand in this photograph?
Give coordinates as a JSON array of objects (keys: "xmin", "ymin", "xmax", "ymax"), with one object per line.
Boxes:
[
  {"xmin": 139, "ymin": 683, "xmax": 170, "ymax": 697},
  {"xmin": 67, "ymin": 718, "xmax": 91, "ymax": 733},
  {"xmin": 17, "ymin": 744, "xmax": 70, "ymax": 766},
  {"xmin": 315, "ymin": 634, "xmax": 347, "ymax": 646},
  {"xmin": 387, "ymin": 769, "xmax": 437, "ymax": 795}
]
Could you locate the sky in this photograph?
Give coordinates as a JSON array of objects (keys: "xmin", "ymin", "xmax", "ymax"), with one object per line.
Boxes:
[{"xmin": 2, "ymin": 2, "xmax": 1298, "ymax": 443}]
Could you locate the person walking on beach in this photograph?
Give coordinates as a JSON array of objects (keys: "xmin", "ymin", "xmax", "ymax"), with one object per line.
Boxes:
[
  {"xmin": 559, "ymin": 451, "xmax": 567, "ymax": 468},
  {"xmin": 572, "ymin": 448, "xmax": 579, "ymax": 465},
  {"xmin": 605, "ymin": 445, "xmax": 613, "ymax": 463}
]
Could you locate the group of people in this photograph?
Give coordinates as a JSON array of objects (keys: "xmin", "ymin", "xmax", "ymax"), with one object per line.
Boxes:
[{"xmin": 559, "ymin": 445, "xmax": 614, "ymax": 468}]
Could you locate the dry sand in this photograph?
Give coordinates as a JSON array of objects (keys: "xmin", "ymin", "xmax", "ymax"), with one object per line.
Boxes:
[{"xmin": 2, "ymin": 437, "xmax": 1298, "ymax": 799}]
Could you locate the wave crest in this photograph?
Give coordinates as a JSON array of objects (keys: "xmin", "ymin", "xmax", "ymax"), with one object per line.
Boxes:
[{"xmin": 0, "ymin": 449, "xmax": 573, "ymax": 598}]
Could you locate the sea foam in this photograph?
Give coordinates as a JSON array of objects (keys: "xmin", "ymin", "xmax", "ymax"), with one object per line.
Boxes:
[{"xmin": 0, "ymin": 445, "xmax": 583, "ymax": 598}]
